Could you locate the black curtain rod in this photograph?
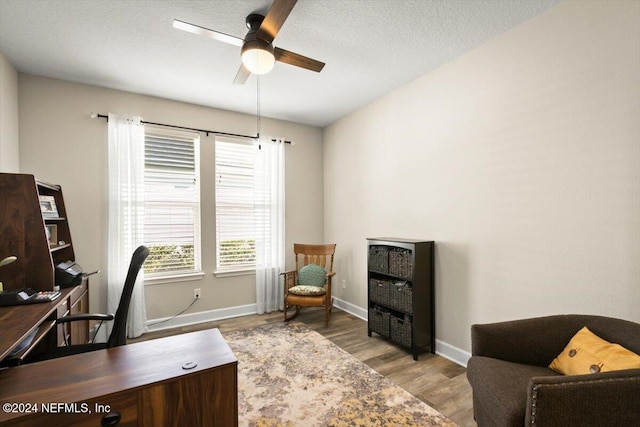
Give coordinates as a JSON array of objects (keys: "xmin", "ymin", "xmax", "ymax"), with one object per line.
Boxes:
[{"xmin": 92, "ymin": 113, "xmax": 292, "ymax": 144}]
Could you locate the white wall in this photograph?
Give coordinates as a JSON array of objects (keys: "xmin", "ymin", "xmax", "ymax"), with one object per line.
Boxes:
[
  {"xmin": 0, "ymin": 51, "xmax": 19, "ymax": 172},
  {"xmin": 324, "ymin": 0, "xmax": 640, "ymax": 358},
  {"xmin": 18, "ymin": 75, "xmax": 324, "ymax": 321}
]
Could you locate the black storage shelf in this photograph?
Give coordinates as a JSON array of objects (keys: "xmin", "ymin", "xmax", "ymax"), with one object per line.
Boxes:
[
  {"xmin": 368, "ymin": 270, "xmax": 413, "ymax": 282},
  {"xmin": 366, "ymin": 238, "xmax": 435, "ymax": 361}
]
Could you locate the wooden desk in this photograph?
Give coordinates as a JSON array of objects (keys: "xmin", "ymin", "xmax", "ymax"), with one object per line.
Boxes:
[
  {"xmin": 0, "ymin": 328, "xmax": 238, "ymax": 427},
  {"xmin": 0, "ymin": 281, "xmax": 88, "ymax": 364}
]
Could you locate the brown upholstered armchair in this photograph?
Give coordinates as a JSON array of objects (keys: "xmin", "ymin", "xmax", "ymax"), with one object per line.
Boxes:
[{"xmin": 466, "ymin": 315, "xmax": 640, "ymax": 427}]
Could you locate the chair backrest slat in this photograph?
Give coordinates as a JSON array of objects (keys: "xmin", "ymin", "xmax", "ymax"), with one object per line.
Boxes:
[{"xmin": 293, "ymin": 243, "xmax": 336, "ymax": 273}]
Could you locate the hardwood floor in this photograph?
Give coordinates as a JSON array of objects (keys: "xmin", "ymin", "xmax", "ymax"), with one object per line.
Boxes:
[{"xmin": 131, "ymin": 308, "xmax": 477, "ymax": 426}]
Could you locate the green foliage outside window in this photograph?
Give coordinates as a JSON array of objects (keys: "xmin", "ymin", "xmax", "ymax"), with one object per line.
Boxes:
[
  {"xmin": 144, "ymin": 244, "xmax": 195, "ymax": 273},
  {"xmin": 144, "ymin": 240, "xmax": 256, "ymax": 273},
  {"xmin": 219, "ymin": 239, "xmax": 256, "ymax": 268}
]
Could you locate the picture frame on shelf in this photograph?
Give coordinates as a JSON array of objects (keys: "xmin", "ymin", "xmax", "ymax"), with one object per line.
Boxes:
[
  {"xmin": 45, "ymin": 224, "xmax": 58, "ymax": 247},
  {"xmin": 39, "ymin": 195, "xmax": 59, "ymax": 218}
]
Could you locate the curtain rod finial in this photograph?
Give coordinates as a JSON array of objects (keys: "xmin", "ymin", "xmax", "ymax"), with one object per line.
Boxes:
[{"xmin": 90, "ymin": 112, "xmax": 98, "ymax": 119}]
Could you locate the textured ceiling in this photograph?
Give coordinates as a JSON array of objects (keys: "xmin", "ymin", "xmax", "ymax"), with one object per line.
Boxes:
[{"xmin": 0, "ymin": 0, "xmax": 562, "ymax": 127}]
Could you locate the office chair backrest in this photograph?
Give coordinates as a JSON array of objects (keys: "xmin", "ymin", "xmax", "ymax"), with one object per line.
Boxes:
[{"xmin": 107, "ymin": 245, "xmax": 150, "ymax": 348}]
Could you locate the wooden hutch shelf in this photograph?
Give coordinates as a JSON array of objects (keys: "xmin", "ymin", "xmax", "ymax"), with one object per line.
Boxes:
[
  {"xmin": 0, "ymin": 173, "xmax": 77, "ymax": 291},
  {"xmin": 0, "ymin": 173, "xmax": 89, "ymax": 363}
]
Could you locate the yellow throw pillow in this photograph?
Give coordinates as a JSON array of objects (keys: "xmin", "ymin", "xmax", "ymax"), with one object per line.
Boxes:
[{"xmin": 549, "ymin": 326, "xmax": 640, "ymax": 375}]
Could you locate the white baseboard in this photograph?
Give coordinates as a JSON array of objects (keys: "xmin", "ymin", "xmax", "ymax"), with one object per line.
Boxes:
[
  {"xmin": 435, "ymin": 339, "xmax": 471, "ymax": 368},
  {"xmin": 146, "ymin": 303, "xmax": 257, "ymax": 332},
  {"xmin": 143, "ymin": 299, "xmax": 471, "ymax": 367},
  {"xmin": 331, "ymin": 298, "xmax": 471, "ymax": 367},
  {"xmin": 333, "ymin": 296, "xmax": 368, "ymax": 320}
]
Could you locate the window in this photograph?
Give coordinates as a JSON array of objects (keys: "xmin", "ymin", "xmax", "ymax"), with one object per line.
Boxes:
[
  {"xmin": 143, "ymin": 129, "xmax": 201, "ymax": 278},
  {"xmin": 215, "ymin": 138, "xmax": 256, "ymax": 273}
]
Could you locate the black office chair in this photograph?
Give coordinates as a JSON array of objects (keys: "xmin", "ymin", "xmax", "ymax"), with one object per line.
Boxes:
[{"xmin": 31, "ymin": 245, "xmax": 150, "ymax": 362}]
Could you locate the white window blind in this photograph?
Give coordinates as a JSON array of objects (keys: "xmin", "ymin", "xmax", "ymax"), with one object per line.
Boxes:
[
  {"xmin": 144, "ymin": 130, "xmax": 201, "ymax": 276},
  {"xmin": 215, "ymin": 138, "xmax": 256, "ymax": 272}
]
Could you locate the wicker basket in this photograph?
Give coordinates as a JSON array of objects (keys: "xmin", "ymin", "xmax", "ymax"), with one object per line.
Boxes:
[
  {"xmin": 369, "ymin": 307, "xmax": 390, "ymax": 337},
  {"xmin": 389, "ymin": 282, "xmax": 413, "ymax": 313},
  {"xmin": 368, "ymin": 246, "xmax": 389, "ymax": 273},
  {"xmin": 390, "ymin": 315, "xmax": 412, "ymax": 348},
  {"xmin": 389, "ymin": 248, "xmax": 412, "ymax": 279},
  {"xmin": 369, "ymin": 278, "xmax": 390, "ymax": 304}
]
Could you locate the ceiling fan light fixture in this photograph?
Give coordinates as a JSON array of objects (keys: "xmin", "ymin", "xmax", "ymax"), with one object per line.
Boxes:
[
  {"xmin": 174, "ymin": 2, "xmax": 325, "ymax": 85},
  {"xmin": 241, "ymin": 39, "xmax": 275, "ymax": 75}
]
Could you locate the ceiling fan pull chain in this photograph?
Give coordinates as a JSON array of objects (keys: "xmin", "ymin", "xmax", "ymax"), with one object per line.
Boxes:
[{"xmin": 257, "ymin": 74, "xmax": 262, "ymax": 149}]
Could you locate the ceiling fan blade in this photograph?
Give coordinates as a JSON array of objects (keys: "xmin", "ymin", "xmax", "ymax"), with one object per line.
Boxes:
[
  {"xmin": 233, "ymin": 64, "xmax": 252, "ymax": 85},
  {"xmin": 274, "ymin": 47, "xmax": 325, "ymax": 73},
  {"xmin": 173, "ymin": 19, "xmax": 243, "ymax": 47},
  {"xmin": 257, "ymin": 0, "xmax": 298, "ymax": 43}
]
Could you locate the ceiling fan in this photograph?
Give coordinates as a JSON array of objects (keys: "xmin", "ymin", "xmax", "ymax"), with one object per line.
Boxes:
[{"xmin": 173, "ymin": 0, "xmax": 325, "ymax": 85}]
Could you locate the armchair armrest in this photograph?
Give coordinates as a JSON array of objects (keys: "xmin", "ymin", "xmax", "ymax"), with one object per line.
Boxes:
[
  {"xmin": 325, "ymin": 271, "xmax": 335, "ymax": 293},
  {"xmin": 326, "ymin": 271, "xmax": 335, "ymax": 284},
  {"xmin": 525, "ymin": 368, "xmax": 640, "ymax": 426},
  {"xmin": 55, "ymin": 313, "xmax": 114, "ymax": 324},
  {"xmin": 281, "ymin": 269, "xmax": 298, "ymax": 293}
]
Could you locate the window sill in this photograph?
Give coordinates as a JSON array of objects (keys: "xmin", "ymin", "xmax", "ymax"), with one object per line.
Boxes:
[
  {"xmin": 144, "ymin": 271, "xmax": 205, "ymax": 286},
  {"xmin": 213, "ymin": 269, "xmax": 255, "ymax": 278}
]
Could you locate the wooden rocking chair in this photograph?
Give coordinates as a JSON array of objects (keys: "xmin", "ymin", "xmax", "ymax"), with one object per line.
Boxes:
[{"xmin": 282, "ymin": 243, "xmax": 336, "ymax": 325}]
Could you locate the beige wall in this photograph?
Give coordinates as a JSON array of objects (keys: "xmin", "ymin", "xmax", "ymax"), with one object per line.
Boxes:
[
  {"xmin": 18, "ymin": 75, "xmax": 324, "ymax": 320},
  {"xmin": 324, "ymin": 1, "xmax": 640, "ymax": 355},
  {"xmin": 0, "ymin": 52, "xmax": 19, "ymax": 172},
  {"xmin": 11, "ymin": 0, "xmax": 640, "ymax": 360}
]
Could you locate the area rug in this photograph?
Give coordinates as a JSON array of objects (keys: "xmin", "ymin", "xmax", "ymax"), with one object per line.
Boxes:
[{"xmin": 223, "ymin": 322, "xmax": 457, "ymax": 427}]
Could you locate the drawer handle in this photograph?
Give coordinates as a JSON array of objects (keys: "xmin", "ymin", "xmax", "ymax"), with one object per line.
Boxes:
[{"xmin": 101, "ymin": 411, "xmax": 121, "ymax": 426}]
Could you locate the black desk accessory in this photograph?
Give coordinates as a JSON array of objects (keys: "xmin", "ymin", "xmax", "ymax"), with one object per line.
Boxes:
[{"xmin": 0, "ymin": 288, "xmax": 61, "ymax": 307}]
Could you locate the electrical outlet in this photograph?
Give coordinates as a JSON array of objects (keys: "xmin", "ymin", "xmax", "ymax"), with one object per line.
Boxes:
[
  {"xmin": 194, "ymin": 288, "xmax": 201, "ymax": 299},
  {"xmin": 341, "ymin": 279, "xmax": 347, "ymax": 289}
]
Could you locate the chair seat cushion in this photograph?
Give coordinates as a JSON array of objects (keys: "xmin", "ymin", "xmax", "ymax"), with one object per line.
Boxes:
[
  {"xmin": 288, "ymin": 285, "xmax": 327, "ymax": 296},
  {"xmin": 297, "ymin": 263, "xmax": 327, "ymax": 287},
  {"xmin": 467, "ymin": 356, "xmax": 561, "ymax": 427}
]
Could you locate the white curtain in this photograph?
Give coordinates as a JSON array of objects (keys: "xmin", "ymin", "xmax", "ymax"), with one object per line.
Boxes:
[
  {"xmin": 254, "ymin": 137, "xmax": 285, "ymax": 314},
  {"xmin": 107, "ymin": 113, "xmax": 148, "ymax": 338}
]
